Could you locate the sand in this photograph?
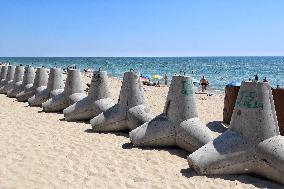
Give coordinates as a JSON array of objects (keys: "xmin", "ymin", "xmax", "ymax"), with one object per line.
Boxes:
[{"xmin": 0, "ymin": 75, "xmax": 282, "ymax": 189}]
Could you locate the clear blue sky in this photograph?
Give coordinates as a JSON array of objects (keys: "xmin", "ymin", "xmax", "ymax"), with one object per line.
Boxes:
[{"xmin": 0, "ymin": 0, "xmax": 284, "ymax": 57}]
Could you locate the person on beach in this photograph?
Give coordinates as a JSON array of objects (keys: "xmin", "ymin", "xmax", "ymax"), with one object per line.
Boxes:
[
  {"xmin": 263, "ymin": 77, "xmax": 268, "ymax": 82},
  {"xmin": 84, "ymin": 68, "xmax": 93, "ymax": 78},
  {"xmin": 163, "ymin": 74, "xmax": 168, "ymax": 86},
  {"xmin": 254, "ymin": 74, "xmax": 259, "ymax": 81},
  {"xmin": 200, "ymin": 76, "xmax": 208, "ymax": 92},
  {"xmin": 156, "ymin": 81, "xmax": 160, "ymax": 87}
]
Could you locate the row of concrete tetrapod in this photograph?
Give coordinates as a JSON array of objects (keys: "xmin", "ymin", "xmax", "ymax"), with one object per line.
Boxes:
[{"xmin": 0, "ymin": 64, "xmax": 284, "ymax": 185}]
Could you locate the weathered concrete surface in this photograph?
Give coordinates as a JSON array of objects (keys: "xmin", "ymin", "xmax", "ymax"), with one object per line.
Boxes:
[
  {"xmin": 130, "ymin": 75, "xmax": 214, "ymax": 152},
  {"xmin": 15, "ymin": 66, "xmax": 36, "ymax": 101},
  {"xmin": 63, "ymin": 70, "xmax": 114, "ymax": 121},
  {"xmin": 28, "ymin": 67, "xmax": 64, "ymax": 106},
  {"xmin": 7, "ymin": 65, "xmax": 26, "ymax": 97},
  {"xmin": 188, "ymin": 81, "xmax": 284, "ymax": 185},
  {"xmin": 42, "ymin": 69, "xmax": 86, "ymax": 112},
  {"xmin": 16, "ymin": 67, "xmax": 44, "ymax": 102},
  {"xmin": 0, "ymin": 65, "xmax": 16, "ymax": 94},
  {"xmin": 90, "ymin": 71, "xmax": 153, "ymax": 132},
  {"xmin": 0, "ymin": 65, "xmax": 9, "ymax": 87},
  {"xmin": 27, "ymin": 67, "xmax": 49, "ymax": 105}
]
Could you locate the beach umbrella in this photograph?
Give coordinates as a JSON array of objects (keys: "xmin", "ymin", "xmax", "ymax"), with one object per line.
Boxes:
[
  {"xmin": 152, "ymin": 74, "xmax": 162, "ymax": 80},
  {"xmin": 143, "ymin": 74, "xmax": 151, "ymax": 79},
  {"xmin": 227, "ymin": 81, "xmax": 241, "ymax": 87}
]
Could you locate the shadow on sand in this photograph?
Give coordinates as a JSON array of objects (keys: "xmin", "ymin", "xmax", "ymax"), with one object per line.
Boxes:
[
  {"xmin": 207, "ymin": 121, "xmax": 228, "ymax": 133},
  {"xmin": 122, "ymin": 142, "xmax": 188, "ymax": 159},
  {"xmin": 180, "ymin": 168, "xmax": 283, "ymax": 189},
  {"xmin": 59, "ymin": 118, "xmax": 90, "ymax": 125},
  {"xmin": 84, "ymin": 129, "xmax": 129, "ymax": 138},
  {"xmin": 37, "ymin": 110, "xmax": 63, "ymax": 115}
]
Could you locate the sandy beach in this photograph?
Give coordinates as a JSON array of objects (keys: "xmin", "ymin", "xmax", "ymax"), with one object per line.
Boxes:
[{"xmin": 0, "ymin": 76, "xmax": 282, "ymax": 189}]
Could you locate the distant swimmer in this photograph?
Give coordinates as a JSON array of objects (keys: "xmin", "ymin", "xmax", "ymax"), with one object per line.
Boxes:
[{"xmin": 200, "ymin": 76, "xmax": 209, "ymax": 92}]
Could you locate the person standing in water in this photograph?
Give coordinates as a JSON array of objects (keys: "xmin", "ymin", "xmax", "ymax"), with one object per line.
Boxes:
[{"xmin": 200, "ymin": 76, "xmax": 209, "ymax": 92}]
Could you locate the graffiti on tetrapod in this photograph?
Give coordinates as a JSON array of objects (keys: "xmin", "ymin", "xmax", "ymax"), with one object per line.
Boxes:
[
  {"xmin": 236, "ymin": 89, "xmax": 263, "ymax": 109},
  {"xmin": 180, "ymin": 80, "xmax": 194, "ymax": 96},
  {"xmin": 93, "ymin": 73, "xmax": 101, "ymax": 84}
]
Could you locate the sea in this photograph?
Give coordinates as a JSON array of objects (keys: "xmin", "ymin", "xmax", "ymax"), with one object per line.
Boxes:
[{"xmin": 0, "ymin": 57, "xmax": 283, "ymax": 93}]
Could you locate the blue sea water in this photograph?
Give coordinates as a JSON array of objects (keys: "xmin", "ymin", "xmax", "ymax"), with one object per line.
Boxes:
[{"xmin": 0, "ymin": 57, "xmax": 283, "ymax": 92}]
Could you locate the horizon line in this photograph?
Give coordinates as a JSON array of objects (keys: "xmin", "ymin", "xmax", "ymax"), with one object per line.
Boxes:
[{"xmin": 1, "ymin": 55, "xmax": 284, "ymax": 58}]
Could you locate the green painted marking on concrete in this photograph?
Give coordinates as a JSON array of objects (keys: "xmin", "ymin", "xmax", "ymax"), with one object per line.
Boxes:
[
  {"xmin": 180, "ymin": 80, "xmax": 194, "ymax": 96},
  {"xmin": 237, "ymin": 90, "xmax": 263, "ymax": 109},
  {"xmin": 93, "ymin": 73, "xmax": 102, "ymax": 84}
]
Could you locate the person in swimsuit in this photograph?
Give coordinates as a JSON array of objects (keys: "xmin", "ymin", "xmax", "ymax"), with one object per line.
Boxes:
[{"xmin": 200, "ymin": 76, "xmax": 208, "ymax": 92}]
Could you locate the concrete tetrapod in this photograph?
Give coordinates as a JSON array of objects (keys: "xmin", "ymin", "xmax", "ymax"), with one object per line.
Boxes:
[
  {"xmin": 8, "ymin": 66, "xmax": 35, "ymax": 98},
  {"xmin": 15, "ymin": 66, "xmax": 36, "ymax": 101},
  {"xmin": 0, "ymin": 65, "xmax": 9, "ymax": 87},
  {"xmin": 27, "ymin": 67, "xmax": 49, "ymax": 105},
  {"xmin": 7, "ymin": 65, "xmax": 25, "ymax": 97},
  {"xmin": 17, "ymin": 67, "xmax": 45, "ymax": 102},
  {"xmin": 0, "ymin": 65, "xmax": 2, "ymax": 82},
  {"xmin": 188, "ymin": 81, "xmax": 284, "ymax": 185},
  {"xmin": 28, "ymin": 67, "xmax": 64, "ymax": 106},
  {"xmin": 63, "ymin": 70, "xmax": 114, "ymax": 121},
  {"xmin": 130, "ymin": 75, "xmax": 214, "ymax": 152},
  {"xmin": 90, "ymin": 71, "xmax": 154, "ymax": 132},
  {"xmin": 0, "ymin": 65, "xmax": 16, "ymax": 94},
  {"xmin": 42, "ymin": 69, "xmax": 86, "ymax": 112},
  {"xmin": 0, "ymin": 66, "xmax": 1, "ymax": 80}
]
